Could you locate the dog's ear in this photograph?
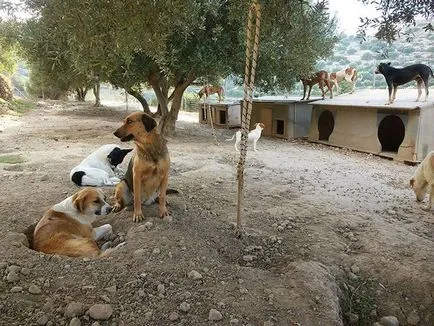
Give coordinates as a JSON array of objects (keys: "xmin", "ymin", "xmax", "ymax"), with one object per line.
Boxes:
[
  {"xmin": 410, "ymin": 178, "xmax": 415, "ymax": 189},
  {"xmin": 386, "ymin": 62, "xmax": 391, "ymax": 66},
  {"xmin": 141, "ymin": 114, "xmax": 157, "ymax": 132},
  {"xmin": 72, "ymin": 191, "xmax": 88, "ymax": 213}
]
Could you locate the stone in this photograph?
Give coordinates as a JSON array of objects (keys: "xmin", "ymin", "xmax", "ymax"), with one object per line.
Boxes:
[
  {"xmin": 209, "ymin": 308, "xmax": 223, "ymax": 321},
  {"xmin": 407, "ymin": 310, "xmax": 420, "ymax": 325},
  {"xmin": 29, "ymin": 284, "xmax": 42, "ymax": 294},
  {"xmin": 64, "ymin": 302, "xmax": 84, "ymax": 318},
  {"xmin": 69, "ymin": 317, "xmax": 82, "ymax": 326},
  {"xmin": 10, "ymin": 286, "xmax": 23, "ymax": 292},
  {"xmin": 88, "ymin": 304, "xmax": 113, "ymax": 320},
  {"xmin": 37, "ymin": 314, "xmax": 49, "ymax": 325},
  {"xmin": 380, "ymin": 316, "xmax": 399, "ymax": 326},
  {"xmin": 188, "ymin": 270, "xmax": 202, "ymax": 280},
  {"xmin": 169, "ymin": 311, "xmax": 179, "ymax": 321},
  {"xmin": 105, "ymin": 285, "xmax": 117, "ymax": 294},
  {"xmin": 6, "ymin": 271, "xmax": 19, "ymax": 283},
  {"xmin": 179, "ymin": 302, "xmax": 191, "ymax": 312}
]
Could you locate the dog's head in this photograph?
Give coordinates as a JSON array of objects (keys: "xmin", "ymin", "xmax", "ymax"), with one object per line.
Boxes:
[
  {"xmin": 409, "ymin": 178, "xmax": 427, "ymax": 202},
  {"xmin": 107, "ymin": 147, "xmax": 133, "ymax": 167},
  {"xmin": 255, "ymin": 122, "xmax": 265, "ymax": 130},
  {"xmin": 72, "ymin": 188, "xmax": 112, "ymax": 218},
  {"xmin": 375, "ymin": 62, "xmax": 391, "ymax": 75},
  {"xmin": 114, "ymin": 112, "xmax": 157, "ymax": 142}
]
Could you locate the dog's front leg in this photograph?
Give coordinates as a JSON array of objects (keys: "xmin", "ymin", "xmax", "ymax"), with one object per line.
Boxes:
[
  {"xmin": 132, "ymin": 170, "xmax": 144, "ymax": 222},
  {"xmin": 423, "ymin": 185, "xmax": 434, "ymax": 211},
  {"xmin": 386, "ymin": 83, "xmax": 393, "ymax": 104},
  {"xmin": 158, "ymin": 176, "xmax": 169, "ymax": 218}
]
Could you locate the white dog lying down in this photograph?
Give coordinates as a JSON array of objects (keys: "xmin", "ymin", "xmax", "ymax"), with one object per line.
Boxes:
[
  {"xmin": 33, "ymin": 188, "xmax": 124, "ymax": 257},
  {"xmin": 410, "ymin": 151, "xmax": 434, "ymax": 210},
  {"xmin": 70, "ymin": 144, "xmax": 132, "ymax": 187},
  {"xmin": 226, "ymin": 122, "xmax": 265, "ymax": 152}
]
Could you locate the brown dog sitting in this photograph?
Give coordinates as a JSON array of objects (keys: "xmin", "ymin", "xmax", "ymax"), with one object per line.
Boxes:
[{"xmin": 113, "ymin": 112, "xmax": 171, "ymax": 222}]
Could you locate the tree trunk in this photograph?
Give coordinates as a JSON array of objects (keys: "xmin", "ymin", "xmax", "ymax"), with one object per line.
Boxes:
[
  {"xmin": 75, "ymin": 88, "xmax": 87, "ymax": 102},
  {"xmin": 93, "ymin": 82, "xmax": 101, "ymax": 107},
  {"xmin": 126, "ymin": 88, "xmax": 151, "ymax": 114}
]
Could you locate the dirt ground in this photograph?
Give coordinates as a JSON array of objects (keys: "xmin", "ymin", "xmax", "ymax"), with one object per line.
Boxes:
[{"xmin": 0, "ymin": 100, "xmax": 433, "ymax": 326}]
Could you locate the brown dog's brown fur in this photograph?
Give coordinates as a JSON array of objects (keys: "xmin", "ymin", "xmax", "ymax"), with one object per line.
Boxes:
[
  {"xmin": 113, "ymin": 112, "xmax": 170, "ymax": 222},
  {"xmin": 33, "ymin": 188, "xmax": 111, "ymax": 257}
]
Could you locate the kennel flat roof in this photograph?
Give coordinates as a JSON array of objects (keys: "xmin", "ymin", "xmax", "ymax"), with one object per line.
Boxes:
[
  {"xmin": 253, "ymin": 95, "xmax": 322, "ymax": 104},
  {"xmin": 313, "ymin": 89, "xmax": 434, "ymax": 110}
]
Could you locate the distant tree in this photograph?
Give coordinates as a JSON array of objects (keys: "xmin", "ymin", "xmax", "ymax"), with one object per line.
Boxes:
[{"xmin": 358, "ymin": 0, "xmax": 433, "ymax": 43}]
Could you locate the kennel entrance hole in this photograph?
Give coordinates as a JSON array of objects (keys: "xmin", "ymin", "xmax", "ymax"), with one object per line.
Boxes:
[
  {"xmin": 318, "ymin": 110, "xmax": 334, "ymax": 141},
  {"xmin": 275, "ymin": 119, "xmax": 285, "ymax": 135},
  {"xmin": 218, "ymin": 110, "xmax": 227, "ymax": 124},
  {"xmin": 377, "ymin": 115, "xmax": 405, "ymax": 152}
]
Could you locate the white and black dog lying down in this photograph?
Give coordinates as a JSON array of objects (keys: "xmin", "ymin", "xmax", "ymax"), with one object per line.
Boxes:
[{"xmin": 70, "ymin": 144, "xmax": 132, "ymax": 187}]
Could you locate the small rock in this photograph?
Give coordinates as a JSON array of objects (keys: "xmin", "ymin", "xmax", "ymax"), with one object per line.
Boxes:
[
  {"xmin": 152, "ymin": 248, "xmax": 161, "ymax": 255},
  {"xmin": 144, "ymin": 222, "xmax": 153, "ymax": 229},
  {"xmin": 380, "ymin": 315, "xmax": 399, "ymax": 326},
  {"xmin": 100, "ymin": 295, "xmax": 111, "ymax": 303},
  {"xmin": 263, "ymin": 321, "xmax": 274, "ymax": 326},
  {"xmin": 37, "ymin": 314, "xmax": 49, "ymax": 325},
  {"xmin": 136, "ymin": 225, "xmax": 147, "ymax": 232},
  {"xmin": 133, "ymin": 249, "xmax": 147, "ymax": 257},
  {"xmin": 6, "ymin": 271, "xmax": 20, "ymax": 283},
  {"xmin": 0, "ymin": 261, "xmax": 7, "ymax": 269},
  {"xmin": 10, "ymin": 286, "xmax": 23, "ymax": 292},
  {"xmin": 407, "ymin": 310, "xmax": 420, "ymax": 325},
  {"xmin": 163, "ymin": 215, "xmax": 173, "ymax": 223},
  {"xmin": 243, "ymin": 255, "xmax": 256, "ymax": 262},
  {"xmin": 8, "ymin": 265, "xmax": 21, "ymax": 273},
  {"xmin": 179, "ymin": 302, "xmax": 190, "ymax": 312},
  {"xmin": 350, "ymin": 264, "xmax": 360, "ymax": 274},
  {"xmin": 157, "ymin": 284, "xmax": 165, "ymax": 294},
  {"xmin": 29, "ymin": 284, "xmax": 42, "ymax": 294},
  {"xmin": 188, "ymin": 270, "xmax": 202, "ymax": 280},
  {"xmin": 69, "ymin": 317, "xmax": 81, "ymax": 326},
  {"xmin": 346, "ymin": 312, "xmax": 359, "ymax": 324},
  {"xmin": 105, "ymin": 285, "xmax": 117, "ymax": 294},
  {"xmin": 169, "ymin": 311, "xmax": 179, "ymax": 321},
  {"xmin": 348, "ymin": 272, "xmax": 358, "ymax": 280},
  {"xmin": 208, "ymin": 308, "xmax": 223, "ymax": 321},
  {"xmin": 64, "ymin": 302, "xmax": 84, "ymax": 318},
  {"xmin": 91, "ymin": 322, "xmax": 101, "ymax": 326},
  {"xmin": 43, "ymin": 299, "xmax": 54, "ymax": 311},
  {"xmin": 88, "ymin": 304, "xmax": 113, "ymax": 320},
  {"xmin": 20, "ymin": 267, "xmax": 30, "ymax": 276},
  {"xmin": 41, "ymin": 174, "xmax": 49, "ymax": 181},
  {"xmin": 230, "ymin": 318, "xmax": 240, "ymax": 325}
]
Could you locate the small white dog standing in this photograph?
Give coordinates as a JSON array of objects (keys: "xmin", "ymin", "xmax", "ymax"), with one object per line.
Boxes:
[
  {"xmin": 226, "ymin": 122, "xmax": 265, "ymax": 152},
  {"xmin": 70, "ymin": 144, "xmax": 132, "ymax": 187},
  {"xmin": 410, "ymin": 151, "xmax": 434, "ymax": 210}
]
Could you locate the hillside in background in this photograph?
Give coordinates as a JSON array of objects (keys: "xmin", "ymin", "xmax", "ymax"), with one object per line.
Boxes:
[{"xmin": 315, "ymin": 20, "xmax": 434, "ymax": 92}]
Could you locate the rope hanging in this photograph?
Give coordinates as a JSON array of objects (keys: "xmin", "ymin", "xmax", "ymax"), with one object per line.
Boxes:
[
  {"xmin": 206, "ymin": 97, "xmax": 219, "ymax": 146},
  {"xmin": 236, "ymin": 0, "xmax": 261, "ymax": 235}
]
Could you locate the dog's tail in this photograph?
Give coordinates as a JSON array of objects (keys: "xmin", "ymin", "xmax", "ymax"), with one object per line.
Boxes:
[{"xmin": 225, "ymin": 134, "xmax": 235, "ymax": 141}]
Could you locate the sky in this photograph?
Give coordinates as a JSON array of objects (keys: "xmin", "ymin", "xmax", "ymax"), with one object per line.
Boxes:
[{"xmin": 328, "ymin": 0, "xmax": 379, "ymax": 35}]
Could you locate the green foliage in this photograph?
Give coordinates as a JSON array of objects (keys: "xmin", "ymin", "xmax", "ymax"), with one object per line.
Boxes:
[
  {"xmin": 358, "ymin": 0, "xmax": 433, "ymax": 43},
  {"xmin": 340, "ymin": 278, "xmax": 378, "ymax": 326},
  {"xmin": 182, "ymin": 92, "xmax": 200, "ymax": 112},
  {"xmin": 0, "ymin": 154, "xmax": 25, "ymax": 164}
]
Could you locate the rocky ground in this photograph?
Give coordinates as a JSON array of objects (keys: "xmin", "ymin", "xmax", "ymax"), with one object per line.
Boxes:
[{"xmin": 0, "ymin": 100, "xmax": 433, "ymax": 326}]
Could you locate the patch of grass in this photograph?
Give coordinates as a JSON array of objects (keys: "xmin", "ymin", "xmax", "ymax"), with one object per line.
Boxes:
[
  {"xmin": 340, "ymin": 277, "xmax": 378, "ymax": 325},
  {"xmin": 0, "ymin": 154, "xmax": 25, "ymax": 164},
  {"xmin": 9, "ymin": 99, "xmax": 35, "ymax": 114}
]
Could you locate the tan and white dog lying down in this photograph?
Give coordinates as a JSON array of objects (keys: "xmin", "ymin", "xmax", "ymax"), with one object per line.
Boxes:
[
  {"xmin": 226, "ymin": 122, "xmax": 265, "ymax": 152},
  {"xmin": 410, "ymin": 151, "xmax": 434, "ymax": 211},
  {"xmin": 33, "ymin": 188, "xmax": 122, "ymax": 257}
]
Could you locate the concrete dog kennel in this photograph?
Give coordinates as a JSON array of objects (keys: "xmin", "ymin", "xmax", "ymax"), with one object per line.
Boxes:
[
  {"xmin": 199, "ymin": 102, "xmax": 241, "ymax": 128},
  {"xmin": 248, "ymin": 97, "xmax": 320, "ymax": 138},
  {"xmin": 308, "ymin": 89, "xmax": 434, "ymax": 163}
]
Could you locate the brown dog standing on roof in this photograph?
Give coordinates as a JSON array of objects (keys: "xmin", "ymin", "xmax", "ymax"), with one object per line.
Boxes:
[{"xmin": 113, "ymin": 112, "xmax": 170, "ymax": 222}]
